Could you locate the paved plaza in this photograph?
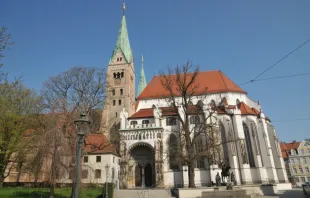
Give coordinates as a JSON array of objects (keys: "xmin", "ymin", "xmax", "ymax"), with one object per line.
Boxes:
[{"xmin": 261, "ymin": 188, "xmax": 308, "ymax": 198}]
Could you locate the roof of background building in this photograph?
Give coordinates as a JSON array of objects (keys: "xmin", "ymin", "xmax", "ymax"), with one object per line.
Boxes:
[
  {"xmin": 84, "ymin": 133, "xmax": 118, "ymax": 156},
  {"xmin": 137, "ymin": 71, "xmax": 246, "ymax": 100},
  {"xmin": 280, "ymin": 141, "xmax": 301, "ymax": 159}
]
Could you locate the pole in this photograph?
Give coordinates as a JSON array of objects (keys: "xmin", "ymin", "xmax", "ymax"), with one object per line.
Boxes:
[
  {"xmin": 106, "ymin": 172, "xmax": 108, "ymax": 198},
  {"xmin": 72, "ymin": 134, "xmax": 83, "ymax": 198}
]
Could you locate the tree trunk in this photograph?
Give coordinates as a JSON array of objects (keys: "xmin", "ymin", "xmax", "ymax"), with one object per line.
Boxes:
[{"xmin": 187, "ymin": 163, "xmax": 196, "ymax": 188}]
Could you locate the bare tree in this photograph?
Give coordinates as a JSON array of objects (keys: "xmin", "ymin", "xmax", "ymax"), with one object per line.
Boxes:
[
  {"xmin": 160, "ymin": 62, "xmax": 228, "ymax": 188},
  {"xmin": 40, "ymin": 66, "xmax": 107, "ymax": 197}
]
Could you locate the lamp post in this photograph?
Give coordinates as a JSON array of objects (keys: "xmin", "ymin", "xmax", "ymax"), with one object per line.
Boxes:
[
  {"xmin": 104, "ymin": 163, "xmax": 110, "ymax": 198},
  {"xmin": 71, "ymin": 113, "xmax": 90, "ymax": 198}
]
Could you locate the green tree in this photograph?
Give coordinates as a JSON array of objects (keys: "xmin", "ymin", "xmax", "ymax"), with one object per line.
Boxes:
[
  {"xmin": 0, "ymin": 82, "xmax": 42, "ymax": 186},
  {"xmin": 0, "ymin": 27, "xmax": 14, "ymax": 81}
]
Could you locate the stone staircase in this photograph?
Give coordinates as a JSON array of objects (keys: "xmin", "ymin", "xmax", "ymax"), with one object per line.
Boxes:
[
  {"xmin": 114, "ymin": 189, "xmax": 174, "ymax": 198},
  {"xmin": 200, "ymin": 189, "xmax": 257, "ymax": 198}
]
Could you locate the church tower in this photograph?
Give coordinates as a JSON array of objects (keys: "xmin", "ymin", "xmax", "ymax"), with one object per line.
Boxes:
[
  {"xmin": 101, "ymin": 3, "xmax": 135, "ymax": 140},
  {"xmin": 136, "ymin": 55, "xmax": 147, "ymax": 98}
]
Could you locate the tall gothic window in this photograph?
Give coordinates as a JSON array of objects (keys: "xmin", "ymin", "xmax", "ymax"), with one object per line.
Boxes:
[
  {"xmin": 220, "ymin": 122, "xmax": 229, "ymax": 164},
  {"xmin": 169, "ymin": 134, "xmax": 179, "ymax": 170},
  {"xmin": 243, "ymin": 122, "xmax": 255, "ymax": 167},
  {"xmin": 236, "ymin": 99, "xmax": 240, "ymax": 105}
]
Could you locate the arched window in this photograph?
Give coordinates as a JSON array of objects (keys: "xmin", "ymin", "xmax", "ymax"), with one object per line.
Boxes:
[
  {"xmin": 119, "ymin": 99, "xmax": 121, "ymax": 105},
  {"xmin": 120, "ymin": 89, "xmax": 123, "ymax": 95},
  {"xmin": 117, "ymin": 72, "xmax": 120, "ymax": 78},
  {"xmin": 169, "ymin": 135, "xmax": 179, "ymax": 170},
  {"xmin": 95, "ymin": 169, "xmax": 101, "ymax": 179},
  {"xmin": 82, "ymin": 170, "xmax": 88, "ymax": 179},
  {"xmin": 243, "ymin": 122, "xmax": 255, "ymax": 167},
  {"xmin": 115, "ymin": 112, "xmax": 117, "ymax": 118},
  {"xmin": 121, "ymin": 72, "xmax": 124, "ymax": 78},
  {"xmin": 220, "ymin": 122, "xmax": 229, "ymax": 164},
  {"xmin": 236, "ymin": 99, "xmax": 240, "ymax": 105},
  {"xmin": 113, "ymin": 73, "xmax": 117, "ymax": 78},
  {"xmin": 113, "ymin": 100, "xmax": 116, "ymax": 106},
  {"xmin": 142, "ymin": 120, "xmax": 149, "ymax": 124},
  {"xmin": 130, "ymin": 121, "xmax": 137, "ymax": 125},
  {"xmin": 120, "ymin": 57, "xmax": 123, "ymax": 61}
]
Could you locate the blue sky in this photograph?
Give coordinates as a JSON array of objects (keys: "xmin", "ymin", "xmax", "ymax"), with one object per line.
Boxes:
[{"xmin": 1, "ymin": 0, "xmax": 309, "ymax": 142}]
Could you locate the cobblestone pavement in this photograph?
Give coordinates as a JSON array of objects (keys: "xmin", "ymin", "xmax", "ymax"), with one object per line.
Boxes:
[{"xmin": 261, "ymin": 188, "xmax": 309, "ymax": 198}]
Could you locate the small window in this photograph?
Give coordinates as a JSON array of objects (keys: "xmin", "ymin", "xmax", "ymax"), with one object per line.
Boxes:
[
  {"xmin": 299, "ymin": 168, "xmax": 303, "ymax": 173},
  {"xmin": 120, "ymin": 57, "xmax": 123, "ymax": 61},
  {"xmin": 301, "ymin": 177, "xmax": 306, "ymax": 182},
  {"xmin": 95, "ymin": 169, "xmax": 101, "ymax": 179},
  {"xmin": 112, "ymin": 168, "xmax": 115, "ymax": 179},
  {"xmin": 119, "ymin": 99, "xmax": 121, "ymax": 105},
  {"xmin": 82, "ymin": 170, "xmax": 88, "ymax": 179},
  {"xmin": 115, "ymin": 112, "xmax": 118, "ymax": 118},
  {"xmin": 142, "ymin": 120, "xmax": 149, "ymax": 124},
  {"xmin": 117, "ymin": 58, "xmax": 119, "ymax": 62},
  {"xmin": 113, "ymin": 100, "xmax": 116, "ymax": 106},
  {"xmin": 84, "ymin": 156, "xmax": 88, "ymax": 163},
  {"xmin": 130, "ymin": 121, "xmax": 137, "ymax": 125},
  {"xmin": 117, "ymin": 73, "xmax": 120, "ymax": 78},
  {"xmin": 300, "ymin": 149, "xmax": 304, "ymax": 154},
  {"xmin": 120, "ymin": 89, "xmax": 123, "ymax": 95},
  {"xmin": 190, "ymin": 115, "xmax": 201, "ymax": 124},
  {"xmin": 305, "ymin": 167, "xmax": 309, "ymax": 173},
  {"xmin": 112, "ymin": 89, "xmax": 115, "ymax": 96},
  {"xmin": 113, "ymin": 157, "xmax": 115, "ymax": 163},
  {"xmin": 69, "ymin": 169, "xmax": 74, "ymax": 179},
  {"xmin": 293, "ymin": 168, "xmax": 297, "ymax": 174},
  {"xmin": 210, "ymin": 100, "xmax": 216, "ymax": 108},
  {"xmin": 96, "ymin": 156, "xmax": 101, "ymax": 162},
  {"xmin": 113, "ymin": 73, "xmax": 117, "ymax": 78},
  {"xmin": 121, "ymin": 72, "xmax": 124, "ymax": 78},
  {"xmin": 166, "ymin": 117, "xmax": 177, "ymax": 126}
]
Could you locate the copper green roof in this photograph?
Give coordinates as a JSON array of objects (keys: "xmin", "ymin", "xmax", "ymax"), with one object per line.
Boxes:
[
  {"xmin": 137, "ymin": 55, "xmax": 147, "ymax": 97},
  {"xmin": 109, "ymin": 13, "xmax": 132, "ymax": 64}
]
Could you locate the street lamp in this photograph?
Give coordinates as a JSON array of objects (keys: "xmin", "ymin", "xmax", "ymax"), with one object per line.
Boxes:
[
  {"xmin": 71, "ymin": 112, "xmax": 90, "ymax": 198},
  {"xmin": 104, "ymin": 164, "xmax": 110, "ymax": 198}
]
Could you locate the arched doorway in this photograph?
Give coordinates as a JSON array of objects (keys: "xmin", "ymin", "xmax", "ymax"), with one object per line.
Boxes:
[
  {"xmin": 145, "ymin": 163, "xmax": 152, "ymax": 187},
  {"xmin": 129, "ymin": 143, "xmax": 155, "ymax": 188}
]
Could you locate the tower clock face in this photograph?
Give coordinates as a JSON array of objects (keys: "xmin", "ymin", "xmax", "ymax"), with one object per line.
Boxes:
[{"xmin": 114, "ymin": 78, "xmax": 121, "ymax": 85}]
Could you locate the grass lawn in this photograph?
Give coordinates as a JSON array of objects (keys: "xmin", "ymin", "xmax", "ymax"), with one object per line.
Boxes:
[{"xmin": 0, "ymin": 187, "xmax": 103, "ymax": 198}]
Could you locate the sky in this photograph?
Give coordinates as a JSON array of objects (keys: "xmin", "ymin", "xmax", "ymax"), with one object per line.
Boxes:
[{"xmin": 1, "ymin": 0, "xmax": 309, "ymax": 142}]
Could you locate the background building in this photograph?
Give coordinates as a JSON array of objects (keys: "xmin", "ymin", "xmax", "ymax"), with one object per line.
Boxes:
[{"xmin": 281, "ymin": 139, "xmax": 310, "ymax": 187}]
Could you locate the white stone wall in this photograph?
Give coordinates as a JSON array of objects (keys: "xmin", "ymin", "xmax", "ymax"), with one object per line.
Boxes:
[
  {"xmin": 119, "ymin": 92, "xmax": 288, "ymax": 187},
  {"xmin": 58, "ymin": 154, "xmax": 120, "ymax": 188}
]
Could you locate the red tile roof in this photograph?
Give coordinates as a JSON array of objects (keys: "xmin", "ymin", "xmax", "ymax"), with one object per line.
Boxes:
[
  {"xmin": 84, "ymin": 133, "xmax": 118, "ymax": 156},
  {"xmin": 129, "ymin": 108, "xmax": 154, "ymax": 119},
  {"xmin": 237, "ymin": 102, "xmax": 259, "ymax": 116},
  {"xmin": 280, "ymin": 142, "xmax": 300, "ymax": 159},
  {"xmin": 137, "ymin": 71, "xmax": 246, "ymax": 100}
]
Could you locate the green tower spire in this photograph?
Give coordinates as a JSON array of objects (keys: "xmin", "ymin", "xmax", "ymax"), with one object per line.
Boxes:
[
  {"xmin": 109, "ymin": 3, "xmax": 132, "ymax": 64},
  {"xmin": 137, "ymin": 55, "xmax": 147, "ymax": 97}
]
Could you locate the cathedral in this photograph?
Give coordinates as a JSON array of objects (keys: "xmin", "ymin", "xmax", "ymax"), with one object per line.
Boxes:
[{"xmin": 100, "ymin": 4, "xmax": 290, "ymax": 189}]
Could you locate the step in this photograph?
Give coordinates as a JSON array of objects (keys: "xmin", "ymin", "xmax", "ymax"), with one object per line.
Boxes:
[{"xmin": 114, "ymin": 189, "xmax": 173, "ymax": 198}]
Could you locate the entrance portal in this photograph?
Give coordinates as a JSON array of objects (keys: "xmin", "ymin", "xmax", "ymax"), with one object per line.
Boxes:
[{"xmin": 129, "ymin": 143, "xmax": 155, "ymax": 188}]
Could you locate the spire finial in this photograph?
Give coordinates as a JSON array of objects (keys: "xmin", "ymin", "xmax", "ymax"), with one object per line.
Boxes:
[{"xmin": 122, "ymin": 2, "xmax": 126, "ymax": 15}]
